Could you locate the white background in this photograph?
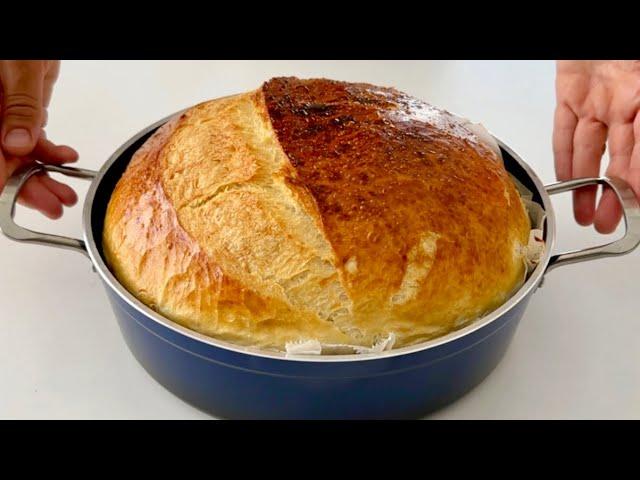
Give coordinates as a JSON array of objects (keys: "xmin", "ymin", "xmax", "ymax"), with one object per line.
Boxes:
[{"xmin": 1, "ymin": 60, "xmax": 638, "ymax": 419}]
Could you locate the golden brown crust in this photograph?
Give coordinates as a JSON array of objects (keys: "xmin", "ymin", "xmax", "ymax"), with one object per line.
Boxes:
[{"xmin": 103, "ymin": 78, "xmax": 530, "ymax": 350}]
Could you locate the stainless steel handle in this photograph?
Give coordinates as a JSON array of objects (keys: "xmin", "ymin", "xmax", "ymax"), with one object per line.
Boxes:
[
  {"xmin": 545, "ymin": 176, "xmax": 640, "ymax": 272},
  {"xmin": 0, "ymin": 163, "xmax": 97, "ymax": 257}
]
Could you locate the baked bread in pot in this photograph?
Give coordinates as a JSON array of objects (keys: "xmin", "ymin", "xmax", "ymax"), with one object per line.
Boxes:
[{"xmin": 103, "ymin": 77, "xmax": 530, "ymax": 351}]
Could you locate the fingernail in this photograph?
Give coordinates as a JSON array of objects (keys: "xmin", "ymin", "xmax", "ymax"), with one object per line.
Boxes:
[{"xmin": 4, "ymin": 128, "xmax": 32, "ymax": 149}]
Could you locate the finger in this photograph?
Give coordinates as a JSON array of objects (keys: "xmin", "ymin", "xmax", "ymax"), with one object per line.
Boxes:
[
  {"xmin": 553, "ymin": 103, "xmax": 578, "ymax": 181},
  {"xmin": 594, "ymin": 188, "xmax": 623, "ymax": 234},
  {"xmin": 42, "ymin": 60, "xmax": 60, "ymax": 108},
  {"xmin": 0, "ymin": 61, "xmax": 45, "ymax": 156},
  {"xmin": 593, "ymin": 123, "xmax": 633, "ymax": 233},
  {"xmin": 624, "ymin": 114, "xmax": 640, "ymax": 202},
  {"xmin": 1, "ymin": 155, "xmax": 27, "ymax": 193},
  {"xmin": 0, "ymin": 148, "xmax": 7, "ymax": 192},
  {"xmin": 31, "ymin": 135, "xmax": 79, "ymax": 164},
  {"xmin": 17, "ymin": 174, "xmax": 63, "ymax": 219},
  {"xmin": 38, "ymin": 173, "xmax": 77, "ymax": 206},
  {"xmin": 2, "ymin": 150, "xmax": 75, "ymax": 218},
  {"xmin": 629, "ymin": 114, "xmax": 640, "ymax": 172},
  {"xmin": 572, "ymin": 119, "xmax": 608, "ymax": 226}
]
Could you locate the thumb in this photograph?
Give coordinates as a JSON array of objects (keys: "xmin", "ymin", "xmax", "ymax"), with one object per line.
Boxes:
[{"xmin": 0, "ymin": 61, "xmax": 45, "ymax": 156}]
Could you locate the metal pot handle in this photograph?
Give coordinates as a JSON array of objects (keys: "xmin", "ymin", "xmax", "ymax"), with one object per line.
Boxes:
[
  {"xmin": 0, "ymin": 163, "xmax": 97, "ymax": 257},
  {"xmin": 545, "ymin": 176, "xmax": 640, "ymax": 272}
]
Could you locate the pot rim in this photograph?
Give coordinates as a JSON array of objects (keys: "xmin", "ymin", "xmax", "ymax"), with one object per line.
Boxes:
[{"xmin": 82, "ymin": 112, "xmax": 556, "ymax": 363}]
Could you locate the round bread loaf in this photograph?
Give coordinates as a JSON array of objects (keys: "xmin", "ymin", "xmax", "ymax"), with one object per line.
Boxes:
[{"xmin": 103, "ymin": 77, "xmax": 530, "ymax": 350}]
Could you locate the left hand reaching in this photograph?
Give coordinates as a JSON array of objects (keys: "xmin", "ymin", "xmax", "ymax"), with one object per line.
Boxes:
[{"xmin": 0, "ymin": 60, "xmax": 78, "ymax": 219}]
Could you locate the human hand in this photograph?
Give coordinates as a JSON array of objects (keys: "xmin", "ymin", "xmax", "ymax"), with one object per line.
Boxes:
[
  {"xmin": 553, "ymin": 60, "xmax": 640, "ymax": 233},
  {"xmin": 0, "ymin": 60, "xmax": 78, "ymax": 219}
]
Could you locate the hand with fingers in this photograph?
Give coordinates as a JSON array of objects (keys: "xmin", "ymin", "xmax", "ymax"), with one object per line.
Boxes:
[
  {"xmin": 0, "ymin": 60, "xmax": 78, "ymax": 219},
  {"xmin": 553, "ymin": 60, "xmax": 640, "ymax": 234}
]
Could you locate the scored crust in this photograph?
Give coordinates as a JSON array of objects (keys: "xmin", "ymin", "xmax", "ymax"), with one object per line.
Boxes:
[{"xmin": 103, "ymin": 77, "xmax": 530, "ymax": 350}]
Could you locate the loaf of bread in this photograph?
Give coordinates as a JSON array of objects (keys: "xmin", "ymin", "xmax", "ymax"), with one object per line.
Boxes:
[{"xmin": 103, "ymin": 77, "xmax": 530, "ymax": 350}]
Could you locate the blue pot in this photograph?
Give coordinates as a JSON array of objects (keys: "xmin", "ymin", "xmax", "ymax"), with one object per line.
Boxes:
[
  {"xmin": 107, "ymin": 282, "xmax": 530, "ymax": 419},
  {"xmin": 2, "ymin": 114, "xmax": 638, "ymax": 419}
]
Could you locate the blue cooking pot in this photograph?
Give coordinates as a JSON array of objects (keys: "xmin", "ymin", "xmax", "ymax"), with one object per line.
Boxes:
[{"xmin": 2, "ymin": 114, "xmax": 639, "ymax": 419}]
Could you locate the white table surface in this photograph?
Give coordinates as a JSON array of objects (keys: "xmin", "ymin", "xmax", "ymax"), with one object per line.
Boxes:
[{"xmin": 1, "ymin": 60, "xmax": 638, "ymax": 419}]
